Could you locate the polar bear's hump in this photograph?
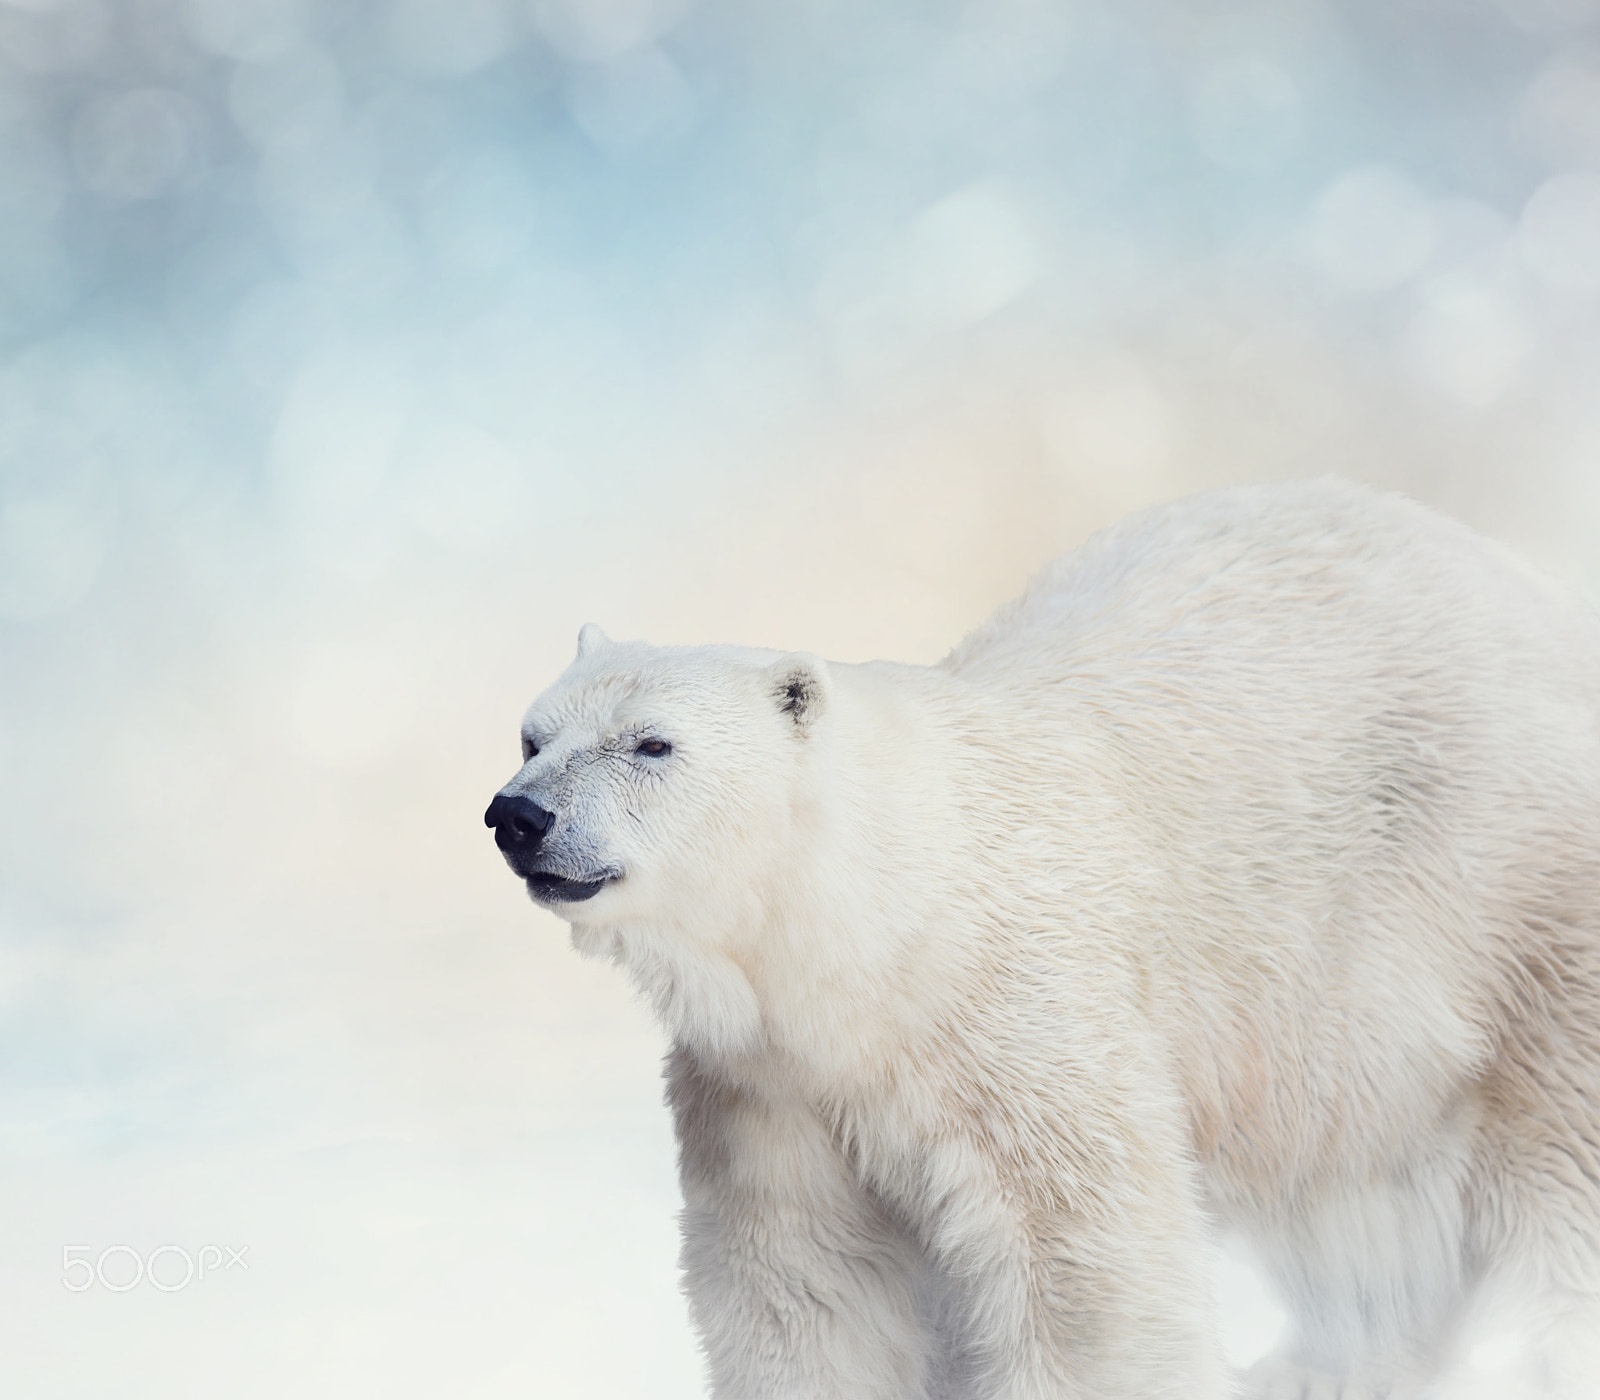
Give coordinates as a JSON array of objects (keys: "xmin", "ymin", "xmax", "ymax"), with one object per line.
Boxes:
[{"xmin": 945, "ymin": 477, "xmax": 1595, "ymax": 691}]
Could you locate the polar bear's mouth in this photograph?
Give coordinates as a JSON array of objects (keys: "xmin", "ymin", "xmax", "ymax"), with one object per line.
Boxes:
[{"xmin": 525, "ymin": 871, "xmax": 614, "ymax": 903}]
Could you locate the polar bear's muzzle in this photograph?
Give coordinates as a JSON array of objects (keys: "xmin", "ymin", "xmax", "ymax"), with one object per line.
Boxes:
[{"xmin": 484, "ymin": 793, "xmax": 617, "ymax": 904}]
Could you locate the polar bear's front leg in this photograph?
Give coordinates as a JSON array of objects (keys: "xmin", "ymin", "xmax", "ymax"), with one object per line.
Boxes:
[
  {"xmin": 907, "ymin": 1124, "xmax": 1228, "ymax": 1400},
  {"xmin": 667, "ymin": 1049, "xmax": 929, "ymax": 1400}
]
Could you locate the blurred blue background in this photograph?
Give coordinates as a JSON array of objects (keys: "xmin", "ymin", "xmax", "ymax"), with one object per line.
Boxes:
[{"xmin": 4, "ymin": 0, "xmax": 1600, "ymax": 1394}]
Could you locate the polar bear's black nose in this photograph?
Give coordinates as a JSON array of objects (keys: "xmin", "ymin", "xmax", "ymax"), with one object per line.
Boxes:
[{"xmin": 484, "ymin": 794, "xmax": 555, "ymax": 854}]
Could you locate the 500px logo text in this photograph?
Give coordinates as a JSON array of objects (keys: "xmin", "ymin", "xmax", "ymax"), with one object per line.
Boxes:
[{"xmin": 62, "ymin": 1244, "xmax": 250, "ymax": 1292}]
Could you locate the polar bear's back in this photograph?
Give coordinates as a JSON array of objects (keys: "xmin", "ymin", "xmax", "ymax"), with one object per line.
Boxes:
[
  {"xmin": 946, "ymin": 478, "xmax": 1592, "ymax": 688},
  {"xmin": 941, "ymin": 478, "xmax": 1600, "ymax": 792}
]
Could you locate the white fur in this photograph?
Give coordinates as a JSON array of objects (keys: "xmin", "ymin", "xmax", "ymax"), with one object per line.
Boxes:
[{"xmin": 494, "ymin": 480, "xmax": 1600, "ymax": 1398}]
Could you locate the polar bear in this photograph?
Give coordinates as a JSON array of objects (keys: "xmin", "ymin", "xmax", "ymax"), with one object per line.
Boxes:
[{"xmin": 486, "ymin": 479, "xmax": 1600, "ymax": 1400}]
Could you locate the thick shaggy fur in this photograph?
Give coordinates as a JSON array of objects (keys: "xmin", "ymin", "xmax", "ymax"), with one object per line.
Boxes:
[{"xmin": 492, "ymin": 480, "xmax": 1600, "ymax": 1399}]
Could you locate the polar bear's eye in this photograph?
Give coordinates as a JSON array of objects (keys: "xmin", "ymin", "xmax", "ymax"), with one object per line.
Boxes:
[
  {"xmin": 521, "ymin": 737, "xmax": 539, "ymax": 761},
  {"xmin": 636, "ymin": 738, "xmax": 671, "ymax": 758}
]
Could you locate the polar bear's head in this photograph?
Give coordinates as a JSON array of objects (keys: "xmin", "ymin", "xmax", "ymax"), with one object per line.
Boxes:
[{"xmin": 486, "ymin": 624, "xmax": 830, "ymax": 938}]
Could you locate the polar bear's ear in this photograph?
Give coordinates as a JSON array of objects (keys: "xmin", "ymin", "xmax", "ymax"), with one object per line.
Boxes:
[
  {"xmin": 770, "ymin": 653, "xmax": 829, "ymax": 730},
  {"xmin": 576, "ymin": 623, "xmax": 611, "ymax": 660}
]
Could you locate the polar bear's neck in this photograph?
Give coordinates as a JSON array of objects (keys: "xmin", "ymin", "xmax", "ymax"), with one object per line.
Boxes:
[{"xmin": 763, "ymin": 668, "xmax": 987, "ymax": 1084}]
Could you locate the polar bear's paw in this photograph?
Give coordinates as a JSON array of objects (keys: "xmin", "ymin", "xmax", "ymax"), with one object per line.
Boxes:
[{"xmin": 1240, "ymin": 1357, "xmax": 1426, "ymax": 1400}]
